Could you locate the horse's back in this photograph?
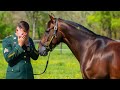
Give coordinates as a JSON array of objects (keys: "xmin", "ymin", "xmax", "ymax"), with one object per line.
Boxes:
[
  {"xmin": 105, "ymin": 41, "xmax": 120, "ymax": 78},
  {"xmin": 83, "ymin": 40, "xmax": 120, "ymax": 79}
]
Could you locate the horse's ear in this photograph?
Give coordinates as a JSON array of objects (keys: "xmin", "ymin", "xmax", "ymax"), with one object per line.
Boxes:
[{"xmin": 49, "ymin": 13, "xmax": 55, "ymax": 21}]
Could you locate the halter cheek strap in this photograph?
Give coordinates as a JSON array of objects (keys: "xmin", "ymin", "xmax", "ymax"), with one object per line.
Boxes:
[
  {"xmin": 53, "ymin": 18, "xmax": 58, "ymax": 36},
  {"xmin": 46, "ymin": 19, "xmax": 58, "ymax": 51},
  {"xmin": 40, "ymin": 18, "xmax": 58, "ymax": 51}
]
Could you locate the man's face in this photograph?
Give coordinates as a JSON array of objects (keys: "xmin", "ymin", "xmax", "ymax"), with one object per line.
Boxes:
[{"xmin": 16, "ymin": 27, "xmax": 29, "ymax": 38}]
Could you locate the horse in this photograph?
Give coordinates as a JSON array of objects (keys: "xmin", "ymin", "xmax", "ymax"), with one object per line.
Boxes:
[{"xmin": 38, "ymin": 15, "xmax": 120, "ymax": 79}]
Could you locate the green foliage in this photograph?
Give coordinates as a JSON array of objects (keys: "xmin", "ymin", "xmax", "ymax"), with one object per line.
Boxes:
[
  {"xmin": 0, "ymin": 11, "xmax": 15, "ymax": 39},
  {"xmin": 0, "ymin": 24, "xmax": 14, "ymax": 39},
  {"xmin": 25, "ymin": 11, "xmax": 49, "ymax": 39},
  {"xmin": 87, "ymin": 12, "xmax": 103, "ymax": 35},
  {"xmin": 86, "ymin": 11, "xmax": 120, "ymax": 38},
  {"xmin": 87, "ymin": 13, "xmax": 101, "ymax": 27},
  {"xmin": 111, "ymin": 18, "xmax": 120, "ymax": 31}
]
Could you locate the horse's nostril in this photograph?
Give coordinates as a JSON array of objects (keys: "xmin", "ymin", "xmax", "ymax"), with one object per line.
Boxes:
[
  {"xmin": 39, "ymin": 46, "xmax": 48, "ymax": 56},
  {"xmin": 39, "ymin": 51, "xmax": 48, "ymax": 56},
  {"xmin": 43, "ymin": 51, "xmax": 48, "ymax": 56}
]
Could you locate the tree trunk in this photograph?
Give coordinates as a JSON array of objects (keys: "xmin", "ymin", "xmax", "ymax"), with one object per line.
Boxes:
[
  {"xmin": 107, "ymin": 26, "xmax": 112, "ymax": 38},
  {"xmin": 113, "ymin": 31, "xmax": 116, "ymax": 39},
  {"xmin": 32, "ymin": 18, "xmax": 36, "ymax": 39},
  {"xmin": 32, "ymin": 11, "xmax": 36, "ymax": 40}
]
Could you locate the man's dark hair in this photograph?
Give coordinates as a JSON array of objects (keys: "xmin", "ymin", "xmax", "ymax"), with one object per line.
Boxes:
[{"xmin": 17, "ymin": 21, "xmax": 29, "ymax": 31}]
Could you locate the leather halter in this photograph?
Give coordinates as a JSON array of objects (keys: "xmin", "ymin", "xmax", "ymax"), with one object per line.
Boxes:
[{"xmin": 40, "ymin": 18, "xmax": 58, "ymax": 51}]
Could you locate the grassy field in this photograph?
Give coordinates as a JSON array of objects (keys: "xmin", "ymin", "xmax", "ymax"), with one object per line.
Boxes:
[{"xmin": 0, "ymin": 43, "xmax": 82, "ymax": 79}]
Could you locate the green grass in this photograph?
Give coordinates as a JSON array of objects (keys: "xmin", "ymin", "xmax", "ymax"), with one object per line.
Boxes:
[
  {"xmin": 0, "ymin": 43, "xmax": 7, "ymax": 79},
  {"xmin": 0, "ymin": 43, "xmax": 82, "ymax": 79}
]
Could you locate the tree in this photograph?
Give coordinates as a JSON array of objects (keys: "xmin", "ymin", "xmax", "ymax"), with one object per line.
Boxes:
[
  {"xmin": 111, "ymin": 11, "xmax": 120, "ymax": 39},
  {"xmin": 25, "ymin": 11, "xmax": 38, "ymax": 39},
  {"xmin": 0, "ymin": 11, "xmax": 14, "ymax": 39},
  {"xmin": 25, "ymin": 11, "xmax": 49, "ymax": 40},
  {"xmin": 100, "ymin": 11, "xmax": 112, "ymax": 38},
  {"xmin": 87, "ymin": 11, "xmax": 112, "ymax": 38}
]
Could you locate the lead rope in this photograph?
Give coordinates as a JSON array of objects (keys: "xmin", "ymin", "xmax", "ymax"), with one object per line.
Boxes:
[{"xmin": 33, "ymin": 51, "xmax": 51, "ymax": 75}]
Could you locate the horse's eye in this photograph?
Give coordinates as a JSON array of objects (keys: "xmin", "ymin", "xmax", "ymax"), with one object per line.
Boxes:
[
  {"xmin": 45, "ymin": 29, "xmax": 49, "ymax": 32},
  {"xmin": 46, "ymin": 28, "xmax": 50, "ymax": 32},
  {"xmin": 45, "ymin": 30, "xmax": 49, "ymax": 33}
]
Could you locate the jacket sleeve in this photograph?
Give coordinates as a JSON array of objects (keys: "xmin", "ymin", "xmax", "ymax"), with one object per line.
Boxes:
[
  {"xmin": 2, "ymin": 39, "xmax": 24, "ymax": 63},
  {"xmin": 29, "ymin": 39, "xmax": 39, "ymax": 60}
]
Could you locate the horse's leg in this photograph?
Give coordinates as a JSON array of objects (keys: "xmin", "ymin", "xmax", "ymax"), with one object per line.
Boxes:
[
  {"xmin": 110, "ymin": 75, "xmax": 120, "ymax": 79},
  {"xmin": 82, "ymin": 76, "xmax": 89, "ymax": 79},
  {"xmin": 81, "ymin": 73, "xmax": 89, "ymax": 79},
  {"xmin": 110, "ymin": 77, "xmax": 120, "ymax": 79}
]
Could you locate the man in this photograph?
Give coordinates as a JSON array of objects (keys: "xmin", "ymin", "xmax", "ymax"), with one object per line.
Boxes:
[{"xmin": 2, "ymin": 21, "xmax": 39, "ymax": 79}]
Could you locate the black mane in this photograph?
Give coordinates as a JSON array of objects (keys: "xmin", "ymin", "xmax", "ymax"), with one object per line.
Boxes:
[
  {"xmin": 58, "ymin": 18, "xmax": 113, "ymax": 40},
  {"xmin": 62, "ymin": 19, "xmax": 97, "ymax": 36}
]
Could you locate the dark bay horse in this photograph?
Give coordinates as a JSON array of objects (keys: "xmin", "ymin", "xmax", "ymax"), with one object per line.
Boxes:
[{"xmin": 38, "ymin": 15, "xmax": 120, "ymax": 79}]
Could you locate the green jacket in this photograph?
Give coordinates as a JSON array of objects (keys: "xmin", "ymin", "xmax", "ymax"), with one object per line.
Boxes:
[{"xmin": 2, "ymin": 33, "xmax": 39, "ymax": 79}]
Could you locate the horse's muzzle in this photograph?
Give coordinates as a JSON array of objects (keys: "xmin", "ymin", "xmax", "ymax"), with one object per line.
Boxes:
[{"xmin": 39, "ymin": 46, "xmax": 48, "ymax": 56}]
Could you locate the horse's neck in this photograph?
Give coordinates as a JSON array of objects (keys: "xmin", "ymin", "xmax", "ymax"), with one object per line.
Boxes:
[{"xmin": 61, "ymin": 26, "xmax": 96, "ymax": 62}]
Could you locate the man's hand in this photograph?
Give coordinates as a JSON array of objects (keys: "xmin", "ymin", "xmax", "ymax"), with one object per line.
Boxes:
[
  {"xmin": 24, "ymin": 35, "xmax": 29, "ymax": 46},
  {"xmin": 25, "ymin": 38, "xmax": 29, "ymax": 46},
  {"xmin": 18, "ymin": 35, "xmax": 27, "ymax": 47}
]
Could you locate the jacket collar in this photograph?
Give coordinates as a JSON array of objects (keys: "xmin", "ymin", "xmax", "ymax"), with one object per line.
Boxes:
[{"xmin": 13, "ymin": 33, "xmax": 18, "ymax": 43}]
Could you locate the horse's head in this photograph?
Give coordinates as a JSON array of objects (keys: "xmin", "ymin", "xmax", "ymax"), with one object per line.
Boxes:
[{"xmin": 38, "ymin": 15, "xmax": 63, "ymax": 56}]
